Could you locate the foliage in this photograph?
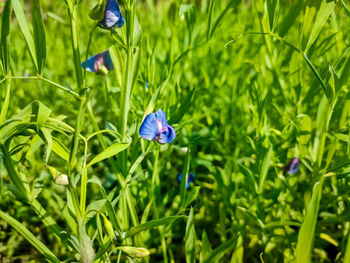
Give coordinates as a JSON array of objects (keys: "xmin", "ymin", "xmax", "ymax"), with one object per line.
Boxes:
[{"xmin": 0, "ymin": 0, "xmax": 350, "ymax": 262}]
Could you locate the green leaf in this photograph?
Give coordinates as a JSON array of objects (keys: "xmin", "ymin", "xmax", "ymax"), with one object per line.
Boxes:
[
  {"xmin": 51, "ymin": 137, "xmax": 69, "ymax": 161},
  {"xmin": 258, "ymin": 145, "xmax": 273, "ymax": 194},
  {"xmin": 0, "ymin": 80, "xmax": 10, "ymax": 125},
  {"xmin": 202, "ymin": 238, "xmax": 237, "ymax": 263},
  {"xmin": 344, "ymin": 232, "xmax": 350, "ymax": 263},
  {"xmin": 184, "ymin": 186, "xmax": 200, "ymax": 208},
  {"xmin": 180, "ymin": 148, "xmax": 191, "ymax": 207},
  {"xmin": 295, "ymin": 178, "xmax": 324, "ymax": 263},
  {"xmin": 87, "ymin": 141, "xmax": 131, "ymax": 167},
  {"xmin": 266, "ymin": 0, "xmax": 279, "ymax": 31},
  {"xmin": 12, "ymin": 0, "xmax": 38, "ymax": 71},
  {"xmin": 32, "ymin": 0, "xmax": 47, "ymax": 74},
  {"xmin": 179, "ymin": 4, "xmax": 194, "ymax": 16},
  {"xmin": 200, "ymin": 230, "xmax": 211, "ymax": 262},
  {"xmin": 34, "ymin": 101, "xmax": 52, "ymax": 126},
  {"xmin": 0, "ymin": 0, "xmax": 11, "ymax": 74},
  {"xmin": 89, "ymin": 0, "xmax": 106, "ymax": 20},
  {"xmin": 305, "ymin": 0, "xmax": 336, "ymax": 52},
  {"xmin": 185, "ymin": 208, "xmax": 196, "ymax": 263},
  {"xmin": 278, "ymin": 0, "xmax": 303, "ymax": 37},
  {"xmin": 39, "ymin": 127, "xmax": 52, "ymax": 163},
  {"xmin": 168, "ymin": 88, "xmax": 195, "ymax": 125},
  {"xmin": 0, "ymin": 210, "xmax": 60, "ymax": 263},
  {"xmin": 206, "ymin": 0, "xmax": 215, "ymax": 41},
  {"xmin": 125, "ymin": 215, "xmax": 186, "ymax": 238}
]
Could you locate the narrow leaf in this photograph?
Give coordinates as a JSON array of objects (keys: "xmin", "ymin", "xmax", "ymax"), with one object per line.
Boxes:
[
  {"xmin": 0, "ymin": 0, "xmax": 11, "ymax": 74},
  {"xmin": 185, "ymin": 208, "xmax": 196, "ymax": 263},
  {"xmin": 125, "ymin": 215, "xmax": 186, "ymax": 238},
  {"xmin": 12, "ymin": 0, "xmax": 38, "ymax": 70},
  {"xmin": 258, "ymin": 145, "xmax": 273, "ymax": 194},
  {"xmin": 32, "ymin": 0, "xmax": 47, "ymax": 73},
  {"xmin": 0, "ymin": 210, "xmax": 60, "ymax": 263},
  {"xmin": 203, "ymin": 238, "xmax": 237, "ymax": 263},
  {"xmin": 295, "ymin": 178, "xmax": 324, "ymax": 263},
  {"xmin": 87, "ymin": 141, "xmax": 130, "ymax": 167}
]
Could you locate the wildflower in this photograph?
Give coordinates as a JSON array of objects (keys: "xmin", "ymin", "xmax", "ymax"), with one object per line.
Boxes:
[
  {"xmin": 177, "ymin": 173, "xmax": 195, "ymax": 188},
  {"xmin": 100, "ymin": 0, "xmax": 124, "ymax": 29},
  {"xmin": 139, "ymin": 109, "xmax": 176, "ymax": 144},
  {"xmin": 81, "ymin": 50, "xmax": 114, "ymax": 74},
  {"xmin": 284, "ymin": 158, "xmax": 300, "ymax": 174}
]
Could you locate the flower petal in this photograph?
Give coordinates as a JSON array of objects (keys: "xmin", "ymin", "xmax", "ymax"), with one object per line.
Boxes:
[
  {"xmin": 286, "ymin": 158, "xmax": 300, "ymax": 174},
  {"xmin": 157, "ymin": 124, "xmax": 176, "ymax": 144},
  {"xmin": 81, "ymin": 50, "xmax": 114, "ymax": 73},
  {"xmin": 155, "ymin": 109, "xmax": 168, "ymax": 127},
  {"xmin": 100, "ymin": 0, "xmax": 124, "ymax": 29},
  {"xmin": 139, "ymin": 113, "xmax": 159, "ymax": 141}
]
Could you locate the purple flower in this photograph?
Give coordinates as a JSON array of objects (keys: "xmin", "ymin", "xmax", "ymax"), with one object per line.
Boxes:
[
  {"xmin": 100, "ymin": 0, "xmax": 124, "ymax": 29},
  {"xmin": 81, "ymin": 50, "xmax": 114, "ymax": 74},
  {"xmin": 177, "ymin": 173, "xmax": 195, "ymax": 188},
  {"xmin": 284, "ymin": 158, "xmax": 300, "ymax": 174},
  {"xmin": 139, "ymin": 109, "xmax": 176, "ymax": 144}
]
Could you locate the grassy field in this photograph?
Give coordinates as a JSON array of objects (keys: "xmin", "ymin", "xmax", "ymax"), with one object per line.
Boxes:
[{"xmin": 0, "ymin": 0, "xmax": 350, "ymax": 262}]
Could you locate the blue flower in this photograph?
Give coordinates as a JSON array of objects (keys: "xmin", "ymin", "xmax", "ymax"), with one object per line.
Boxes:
[
  {"xmin": 139, "ymin": 109, "xmax": 176, "ymax": 144},
  {"xmin": 177, "ymin": 173, "xmax": 195, "ymax": 188},
  {"xmin": 81, "ymin": 50, "xmax": 114, "ymax": 74},
  {"xmin": 284, "ymin": 158, "xmax": 300, "ymax": 174},
  {"xmin": 100, "ymin": 0, "xmax": 124, "ymax": 29}
]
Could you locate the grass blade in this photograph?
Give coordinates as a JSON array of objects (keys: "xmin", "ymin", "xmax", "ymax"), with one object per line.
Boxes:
[
  {"xmin": 0, "ymin": 210, "xmax": 60, "ymax": 263},
  {"xmin": 32, "ymin": 0, "xmax": 47, "ymax": 74},
  {"xmin": 87, "ymin": 141, "xmax": 131, "ymax": 167},
  {"xmin": 125, "ymin": 215, "xmax": 186, "ymax": 238},
  {"xmin": 0, "ymin": 80, "xmax": 10, "ymax": 125},
  {"xmin": 258, "ymin": 145, "xmax": 273, "ymax": 194},
  {"xmin": 202, "ymin": 237, "xmax": 237, "ymax": 263},
  {"xmin": 185, "ymin": 208, "xmax": 196, "ymax": 263},
  {"xmin": 12, "ymin": 0, "xmax": 38, "ymax": 71},
  {"xmin": 0, "ymin": 0, "xmax": 11, "ymax": 74},
  {"xmin": 295, "ymin": 177, "xmax": 324, "ymax": 263}
]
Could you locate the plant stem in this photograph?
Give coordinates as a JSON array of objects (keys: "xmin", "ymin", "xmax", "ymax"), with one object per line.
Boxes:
[{"xmin": 6, "ymin": 75, "xmax": 80, "ymax": 99}]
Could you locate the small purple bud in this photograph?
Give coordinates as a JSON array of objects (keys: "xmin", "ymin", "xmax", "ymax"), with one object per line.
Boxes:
[{"xmin": 284, "ymin": 158, "xmax": 300, "ymax": 174}]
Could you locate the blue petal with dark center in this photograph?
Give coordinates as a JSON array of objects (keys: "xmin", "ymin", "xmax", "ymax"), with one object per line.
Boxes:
[
  {"xmin": 139, "ymin": 113, "xmax": 159, "ymax": 141},
  {"xmin": 100, "ymin": 0, "xmax": 124, "ymax": 29}
]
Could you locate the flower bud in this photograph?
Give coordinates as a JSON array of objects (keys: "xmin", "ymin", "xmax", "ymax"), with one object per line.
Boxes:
[
  {"xmin": 117, "ymin": 246, "xmax": 150, "ymax": 258},
  {"xmin": 55, "ymin": 174, "xmax": 69, "ymax": 186},
  {"xmin": 101, "ymin": 214, "xmax": 115, "ymax": 240}
]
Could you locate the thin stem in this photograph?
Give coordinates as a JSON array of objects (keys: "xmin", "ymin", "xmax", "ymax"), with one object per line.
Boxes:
[
  {"xmin": 69, "ymin": 96, "xmax": 87, "ymax": 172},
  {"xmin": 6, "ymin": 75, "xmax": 80, "ymax": 99},
  {"xmin": 83, "ymin": 24, "xmax": 98, "ymax": 87}
]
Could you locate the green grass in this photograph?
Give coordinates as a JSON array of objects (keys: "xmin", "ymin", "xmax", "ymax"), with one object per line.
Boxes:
[{"xmin": 0, "ymin": 0, "xmax": 350, "ymax": 262}]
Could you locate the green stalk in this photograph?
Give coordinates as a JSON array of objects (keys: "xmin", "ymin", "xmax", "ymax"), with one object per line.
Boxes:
[
  {"xmin": 119, "ymin": 4, "xmax": 136, "ymax": 175},
  {"xmin": 151, "ymin": 148, "xmax": 168, "ymax": 263},
  {"xmin": 7, "ymin": 75, "xmax": 80, "ymax": 99},
  {"xmin": 0, "ymin": 79, "xmax": 10, "ymax": 124},
  {"xmin": 66, "ymin": 0, "xmax": 83, "ymax": 91},
  {"xmin": 69, "ymin": 96, "xmax": 86, "ymax": 172}
]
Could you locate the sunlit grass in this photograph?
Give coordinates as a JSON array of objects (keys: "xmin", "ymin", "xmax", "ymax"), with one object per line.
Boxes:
[{"xmin": 0, "ymin": 0, "xmax": 350, "ymax": 262}]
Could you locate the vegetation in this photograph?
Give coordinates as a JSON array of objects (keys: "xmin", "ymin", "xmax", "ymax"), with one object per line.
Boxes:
[{"xmin": 0, "ymin": 0, "xmax": 350, "ymax": 262}]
